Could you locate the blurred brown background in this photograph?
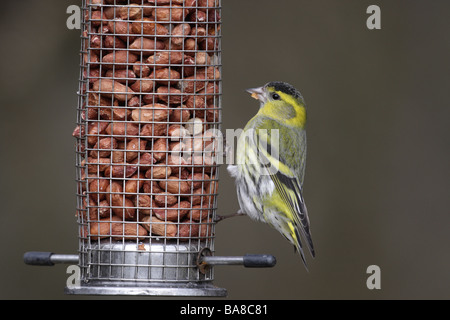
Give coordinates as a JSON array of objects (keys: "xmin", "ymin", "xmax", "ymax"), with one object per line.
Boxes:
[{"xmin": 1, "ymin": 0, "xmax": 449, "ymax": 299}]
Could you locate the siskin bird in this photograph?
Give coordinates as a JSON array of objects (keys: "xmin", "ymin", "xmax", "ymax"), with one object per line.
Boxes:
[{"xmin": 227, "ymin": 81, "xmax": 315, "ymax": 268}]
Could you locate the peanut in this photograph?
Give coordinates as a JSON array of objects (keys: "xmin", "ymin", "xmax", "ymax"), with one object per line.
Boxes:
[
  {"xmin": 91, "ymin": 137, "xmax": 118, "ymax": 158},
  {"xmin": 170, "ymin": 167, "xmax": 190, "ymax": 180},
  {"xmin": 129, "ymin": 37, "xmax": 165, "ymax": 54},
  {"xmin": 172, "ymin": 23, "xmax": 191, "ymax": 46},
  {"xmin": 90, "ymin": 217, "xmax": 148, "ymax": 241},
  {"xmin": 188, "ymin": 10, "xmax": 207, "ymax": 26},
  {"xmin": 198, "ymin": 83, "xmax": 219, "ymax": 102},
  {"xmin": 111, "ymin": 222, "xmax": 147, "ymax": 240},
  {"xmin": 129, "ymin": 152, "xmax": 155, "ymax": 170},
  {"xmin": 206, "ymin": 104, "xmax": 220, "ymax": 122},
  {"xmin": 132, "ymin": 63, "xmax": 151, "ymax": 78},
  {"xmin": 87, "ymin": 122, "xmax": 109, "ymax": 146},
  {"xmin": 190, "ymin": 26, "xmax": 207, "ymax": 40},
  {"xmin": 154, "ymin": 192, "xmax": 178, "ymax": 207},
  {"xmin": 200, "ymin": 37, "xmax": 219, "ymax": 52},
  {"xmin": 104, "ymin": 163, "xmax": 138, "ymax": 178},
  {"xmin": 88, "ymin": 10, "xmax": 105, "ymax": 27},
  {"xmin": 104, "ymin": 35, "xmax": 127, "ymax": 50},
  {"xmin": 177, "ymin": 222, "xmax": 198, "ymax": 239},
  {"xmin": 106, "ymin": 181, "xmax": 123, "ymax": 201},
  {"xmin": 158, "ymin": 176, "xmax": 190, "ymax": 194},
  {"xmin": 90, "ymin": 216, "xmax": 120, "ymax": 240},
  {"xmin": 152, "ymin": 138, "xmax": 168, "ymax": 162},
  {"xmin": 186, "ymin": 94, "xmax": 207, "ymax": 118},
  {"xmin": 86, "ymin": 198, "xmax": 111, "ymax": 220},
  {"xmin": 164, "ymin": 37, "xmax": 183, "ymax": 50},
  {"xmin": 105, "ymin": 122, "xmax": 139, "ymax": 141},
  {"xmin": 89, "ymin": 178, "xmax": 150, "ymax": 221},
  {"xmin": 168, "ymin": 124, "xmax": 189, "ymax": 140},
  {"xmin": 153, "ymin": 5, "xmax": 189, "ymax": 22},
  {"xmin": 141, "ymin": 216, "xmax": 177, "ymax": 238},
  {"xmin": 97, "ymin": 200, "xmax": 112, "ymax": 219},
  {"xmin": 142, "ymin": 180, "xmax": 164, "ymax": 194},
  {"xmin": 157, "ymin": 86, "xmax": 188, "ymax": 104},
  {"xmin": 177, "ymin": 72, "xmax": 208, "ymax": 94},
  {"xmin": 107, "ymin": 20, "xmax": 132, "ymax": 39},
  {"xmin": 89, "ymin": 178, "xmax": 110, "ymax": 201},
  {"xmin": 150, "ymin": 68, "xmax": 181, "ymax": 86},
  {"xmin": 191, "ymin": 154, "xmax": 215, "ymax": 173},
  {"xmin": 152, "ymin": 201, "xmax": 190, "ymax": 221},
  {"xmin": 131, "ymin": 104, "xmax": 170, "ymax": 122},
  {"xmin": 147, "ymin": 51, "xmax": 184, "ymax": 68},
  {"xmin": 125, "ymin": 138, "xmax": 147, "ymax": 162},
  {"xmin": 146, "ymin": 165, "xmax": 172, "ymax": 179},
  {"xmin": 140, "ymin": 123, "xmax": 167, "ymax": 137},
  {"xmin": 131, "ymin": 18, "xmax": 169, "ymax": 36},
  {"xmin": 188, "ymin": 188, "xmax": 208, "ymax": 206},
  {"xmin": 182, "ymin": 135, "xmax": 206, "ymax": 153},
  {"xmin": 92, "ymin": 79, "xmax": 135, "ymax": 102},
  {"xmin": 85, "ymin": 157, "xmax": 111, "ymax": 174},
  {"xmin": 184, "ymin": 38, "xmax": 198, "ymax": 53},
  {"xmin": 124, "ymin": 172, "xmax": 145, "ymax": 195},
  {"xmin": 167, "ymin": 154, "xmax": 190, "ymax": 168},
  {"xmin": 105, "ymin": 69, "xmax": 137, "ymax": 85},
  {"xmin": 178, "ymin": 221, "xmax": 213, "ymax": 239},
  {"xmin": 117, "ymin": 4, "xmax": 142, "ymax": 20},
  {"xmin": 187, "ymin": 172, "xmax": 210, "ymax": 190},
  {"xmin": 101, "ymin": 51, "xmax": 138, "ymax": 70},
  {"xmin": 135, "ymin": 194, "xmax": 153, "ymax": 215},
  {"xmin": 185, "ymin": 118, "xmax": 205, "ymax": 136},
  {"xmin": 188, "ymin": 204, "xmax": 212, "ymax": 221},
  {"xmin": 110, "ymin": 192, "xmax": 137, "ymax": 221},
  {"xmin": 170, "ymin": 105, "xmax": 191, "ymax": 123},
  {"xmin": 130, "ymin": 77, "xmax": 155, "ymax": 93},
  {"xmin": 183, "ymin": 52, "xmax": 211, "ymax": 77}
]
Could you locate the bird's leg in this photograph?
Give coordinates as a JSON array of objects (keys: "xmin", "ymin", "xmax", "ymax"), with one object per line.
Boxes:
[{"xmin": 215, "ymin": 212, "xmax": 246, "ymax": 223}]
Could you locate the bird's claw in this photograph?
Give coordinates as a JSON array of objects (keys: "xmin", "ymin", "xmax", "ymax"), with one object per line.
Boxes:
[{"xmin": 215, "ymin": 212, "xmax": 246, "ymax": 223}]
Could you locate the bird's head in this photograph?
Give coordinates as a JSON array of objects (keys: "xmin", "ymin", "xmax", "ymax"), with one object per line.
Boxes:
[{"xmin": 246, "ymin": 81, "xmax": 306, "ymax": 129}]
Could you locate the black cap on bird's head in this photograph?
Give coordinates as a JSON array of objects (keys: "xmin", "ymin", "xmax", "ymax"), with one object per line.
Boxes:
[
  {"xmin": 246, "ymin": 81, "xmax": 305, "ymax": 106},
  {"xmin": 266, "ymin": 81, "xmax": 304, "ymax": 102}
]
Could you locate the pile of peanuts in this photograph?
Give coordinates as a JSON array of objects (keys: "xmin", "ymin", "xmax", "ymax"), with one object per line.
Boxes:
[{"xmin": 73, "ymin": 0, "xmax": 221, "ymax": 242}]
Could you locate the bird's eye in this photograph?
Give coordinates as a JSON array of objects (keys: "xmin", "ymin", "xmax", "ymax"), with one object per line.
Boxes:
[{"xmin": 272, "ymin": 93, "xmax": 281, "ymax": 100}]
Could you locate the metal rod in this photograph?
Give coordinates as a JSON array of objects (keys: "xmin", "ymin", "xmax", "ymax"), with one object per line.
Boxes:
[
  {"xmin": 24, "ymin": 252, "xmax": 79, "ymax": 266},
  {"xmin": 199, "ymin": 254, "xmax": 277, "ymax": 268},
  {"xmin": 201, "ymin": 256, "xmax": 244, "ymax": 266},
  {"xmin": 50, "ymin": 254, "xmax": 80, "ymax": 265}
]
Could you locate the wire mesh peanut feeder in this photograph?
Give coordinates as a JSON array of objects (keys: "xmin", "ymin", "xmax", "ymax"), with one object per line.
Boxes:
[{"xmin": 24, "ymin": 0, "xmax": 275, "ymax": 297}]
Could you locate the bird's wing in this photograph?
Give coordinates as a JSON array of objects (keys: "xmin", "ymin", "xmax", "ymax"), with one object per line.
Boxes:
[
  {"xmin": 270, "ymin": 168, "xmax": 315, "ymax": 257},
  {"xmin": 255, "ymin": 125, "xmax": 315, "ymax": 262}
]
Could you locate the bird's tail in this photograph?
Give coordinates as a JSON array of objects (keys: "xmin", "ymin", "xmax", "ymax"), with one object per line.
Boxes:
[{"xmin": 289, "ymin": 220, "xmax": 315, "ymax": 270}]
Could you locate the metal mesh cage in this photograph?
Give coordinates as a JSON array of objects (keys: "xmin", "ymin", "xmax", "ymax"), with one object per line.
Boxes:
[{"xmin": 72, "ymin": 0, "xmax": 223, "ymax": 296}]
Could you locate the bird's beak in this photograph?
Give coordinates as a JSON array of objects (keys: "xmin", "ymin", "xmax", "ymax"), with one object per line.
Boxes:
[{"xmin": 246, "ymin": 86, "xmax": 265, "ymax": 102}]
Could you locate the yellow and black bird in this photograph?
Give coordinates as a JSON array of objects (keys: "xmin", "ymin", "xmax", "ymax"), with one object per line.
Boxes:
[{"xmin": 228, "ymin": 81, "xmax": 314, "ymax": 268}]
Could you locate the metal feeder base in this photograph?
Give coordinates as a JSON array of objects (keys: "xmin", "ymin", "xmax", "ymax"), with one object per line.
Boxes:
[
  {"xmin": 65, "ymin": 281, "xmax": 227, "ymax": 297},
  {"xmin": 69, "ymin": 241, "xmax": 226, "ymax": 297}
]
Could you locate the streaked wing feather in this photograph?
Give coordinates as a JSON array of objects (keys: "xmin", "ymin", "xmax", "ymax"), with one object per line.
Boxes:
[
  {"xmin": 256, "ymin": 128, "xmax": 315, "ymax": 257},
  {"xmin": 271, "ymin": 171, "xmax": 315, "ymax": 257}
]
